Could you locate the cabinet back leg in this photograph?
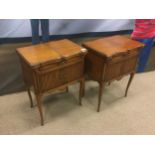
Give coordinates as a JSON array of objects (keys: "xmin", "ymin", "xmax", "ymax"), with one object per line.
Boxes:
[
  {"xmin": 27, "ymin": 87, "xmax": 34, "ymax": 108},
  {"xmin": 125, "ymin": 73, "xmax": 135, "ymax": 97},
  {"xmin": 79, "ymin": 78, "xmax": 85, "ymax": 106},
  {"xmin": 97, "ymin": 82, "xmax": 104, "ymax": 112}
]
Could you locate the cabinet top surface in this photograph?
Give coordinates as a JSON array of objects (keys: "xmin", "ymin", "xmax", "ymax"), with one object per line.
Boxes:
[
  {"xmin": 83, "ymin": 35, "xmax": 144, "ymax": 57},
  {"xmin": 17, "ymin": 39, "xmax": 86, "ymax": 66}
]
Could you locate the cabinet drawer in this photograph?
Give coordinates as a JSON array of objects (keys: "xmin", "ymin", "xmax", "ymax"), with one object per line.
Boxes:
[
  {"xmin": 38, "ymin": 55, "xmax": 84, "ymax": 73},
  {"xmin": 38, "ymin": 58, "xmax": 85, "ymax": 92},
  {"xmin": 108, "ymin": 50, "xmax": 139, "ymax": 64}
]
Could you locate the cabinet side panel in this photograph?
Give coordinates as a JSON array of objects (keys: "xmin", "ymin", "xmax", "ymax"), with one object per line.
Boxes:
[{"xmin": 85, "ymin": 50, "xmax": 105, "ymax": 81}]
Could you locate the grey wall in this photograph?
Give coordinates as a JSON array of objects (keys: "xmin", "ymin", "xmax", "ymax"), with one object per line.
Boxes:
[{"xmin": 0, "ymin": 19, "xmax": 134, "ymax": 38}]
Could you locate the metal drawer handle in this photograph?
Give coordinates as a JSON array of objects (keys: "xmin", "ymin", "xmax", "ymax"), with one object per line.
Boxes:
[{"xmin": 60, "ymin": 60, "xmax": 66, "ymax": 65}]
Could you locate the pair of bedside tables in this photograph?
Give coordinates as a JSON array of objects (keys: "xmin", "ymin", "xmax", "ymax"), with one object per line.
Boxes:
[{"xmin": 17, "ymin": 35, "xmax": 144, "ymax": 125}]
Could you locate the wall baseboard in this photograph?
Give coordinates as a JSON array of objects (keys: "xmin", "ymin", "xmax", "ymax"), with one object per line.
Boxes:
[{"xmin": 0, "ymin": 30, "xmax": 132, "ymax": 44}]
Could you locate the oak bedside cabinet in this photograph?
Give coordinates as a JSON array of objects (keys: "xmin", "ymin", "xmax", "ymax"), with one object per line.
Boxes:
[
  {"xmin": 17, "ymin": 39, "xmax": 87, "ymax": 125},
  {"xmin": 83, "ymin": 35, "xmax": 144, "ymax": 112}
]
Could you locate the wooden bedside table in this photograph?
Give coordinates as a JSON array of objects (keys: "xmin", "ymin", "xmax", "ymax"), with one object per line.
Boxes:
[
  {"xmin": 83, "ymin": 35, "xmax": 144, "ymax": 112},
  {"xmin": 17, "ymin": 39, "xmax": 87, "ymax": 125}
]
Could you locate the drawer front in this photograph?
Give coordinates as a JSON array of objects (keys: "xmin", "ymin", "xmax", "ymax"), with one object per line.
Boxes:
[
  {"xmin": 38, "ymin": 55, "xmax": 83, "ymax": 72},
  {"xmin": 37, "ymin": 57, "xmax": 84, "ymax": 92},
  {"xmin": 104, "ymin": 50, "xmax": 139, "ymax": 81},
  {"xmin": 108, "ymin": 50, "xmax": 139, "ymax": 64}
]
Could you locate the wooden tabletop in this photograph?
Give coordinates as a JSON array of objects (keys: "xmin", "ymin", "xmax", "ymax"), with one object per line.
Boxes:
[
  {"xmin": 17, "ymin": 39, "xmax": 86, "ymax": 67},
  {"xmin": 83, "ymin": 35, "xmax": 144, "ymax": 57},
  {"xmin": 47, "ymin": 39, "xmax": 85, "ymax": 59}
]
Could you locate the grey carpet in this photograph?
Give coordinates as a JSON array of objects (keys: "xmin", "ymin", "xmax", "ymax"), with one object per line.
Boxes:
[{"xmin": 0, "ymin": 71, "xmax": 155, "ymax": 135}]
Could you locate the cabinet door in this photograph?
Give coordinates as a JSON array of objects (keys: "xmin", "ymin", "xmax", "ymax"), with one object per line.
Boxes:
[
  {"xmin": 37, "ymin": 56, "xmax": 85, "ymax": 92},
  {"xmin": 57, "ymin": 56, "xmax": 85, "ymax": 83},
  {"xmin": 104, "ymin": 50, "xmax": 139, "ymax": 81},
  {"xmin": 122, "ymin": 50, "xmax": 139, "ymax": 74}
]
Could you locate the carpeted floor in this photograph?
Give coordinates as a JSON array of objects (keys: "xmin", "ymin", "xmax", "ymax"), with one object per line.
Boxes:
[{"xmin": 0, "ymin": 71, "xmax": 155, "ymax": 135}]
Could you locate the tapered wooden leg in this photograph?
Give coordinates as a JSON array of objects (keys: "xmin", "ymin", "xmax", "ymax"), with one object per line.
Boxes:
[
  {"xmin": 125, "ymin": 73, "xmax": 135, "ymax": 97},
  {"xmin": 27, "ymin": 87, "xmax": 34, "ymax": 108},
  {"xmin": 97, "ymin": 82, "xmax": 104, "ymax": 112},
  {"xmin": 36, "ymin": 94, "xmax": 44, "ymax": 126},
  {"xmin": 79, "ymin": 79, "xmax": 85, "ymax": 105},
  {"xmin": 65, "ymin": 86, "xmax": 69, "ymax": 93},
  {"xmin": 81, "ymin": 78, "xmax": 85, "ymax": 97}
]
